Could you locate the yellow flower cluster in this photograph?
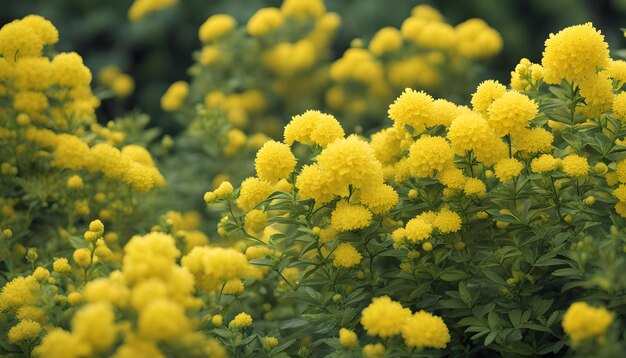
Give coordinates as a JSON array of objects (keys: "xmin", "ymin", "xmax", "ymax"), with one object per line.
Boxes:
[
  {"xmin": 98, "ymin": 65, "xmax": 135, "ymax": 98},
  {"xmin": 128, "ymin": 0, "xmax": 178, "ymax": 21},
  {"xmin": 0, "ymin": 16, "xmax": 98, "ymax": 122},
  {"xmin": 562, "ymin": 302, "xmax": 613, "ymax": 343},
  {"xmin": 327, "ymin": 4, "xmax": 502, "ymax": 120},
  {"xmin": 360, "ymin": 296, "xmax": 450, "ymax": 349}
]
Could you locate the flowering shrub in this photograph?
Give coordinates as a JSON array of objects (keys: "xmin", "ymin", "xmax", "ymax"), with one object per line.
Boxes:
[{"xmin": 2, "ymin": 6, "xmax": 626, "ymax": 358}]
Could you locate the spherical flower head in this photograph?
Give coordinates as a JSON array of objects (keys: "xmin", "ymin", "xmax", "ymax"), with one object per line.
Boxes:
[
  {"xmin": 437, "ymin": 165, "xmax": 466, "ymax": 190},
  {"xmin": 531, "ymin": 154, "xmax": 560, "ymax": 173},
  {"xmin": 333, "ymin": 242, "xmax": 362, "ymax": 268},
  {"xmin": 471, "ymin": 80, "xmax": 506, "ymax": 113},
  {"xmin": 316, "ymin": 135, "xmax": 384, "ymax": 190},
  {"xmin": 237, "ymin": 177, "xmax": 275, "ymax": 211},
  {"xmin": 511, "ymin": 127, "xmax": 554, "ymax": 154},
  {"xmin": 67, "ymin": 292, "xmax": 83, "ymax": 305},
  {"xmin": 369, "ymin": 27, "xmax": 403, "ymax": 56},
  {"xmin": 264, "ymin": 336, "xmax": 279, "ymax": 348},
  {"xmin": 562, "ymin": 302, "xmax": 613, "ymax": 343},
  {"xmin": 89, "ymin": 219, "xmax": 105, "ymax": 234},
  {"xmin": 613, "ymin": 92, "xmax": 626, "ymax": 122},
  {"xmin": 542, "ymin": 23, "xmax": 610, "ymax": 84},
  {"xmin": 613, "ymin": 184, "xmax": 626, "ymax": 202},
  {"xmin": 255, "ymin": 141, "xmax": 296, "ymax": 183},
  {"xmin": 494, "ymin": 158, "xmax": 523, "ymax": 183},
  {"xmin": 8, "ymin": 319, "xmax": 41, "ymax": 343},
  {"xmin": 66, "ymin": 175, "xmax": 84, "ymax": 190},
  {"xmin": 561, "ymin": 154, "xmax": 589, "ymax": 177},
  {"xmin": 53, "ymin": 258, "xmax": 72, "ymax": 273},
  {"xmin": 434, "ymin": 209, "xmax": 462, "ymax": 234},
  {"xmin": 607, "ymin": 59, "xmax": 626, "ymax": 86},
  {"xmin": 295, "ymin": 164, "xmax": 339, "ymax": 204},
  {"xmin": 331, "ymin": 201, "xmax": 373, "ymax": 232},
  {"xmin": 52, "ymin": 52, "xmax": 92, "ymax": 87},
  {"xmin": 199, "ymin": 14, "xmax": 236, "ymax": 42},
  {"xmin": 247, "ymin": 7, "xmax": 284, "ymax": 36},
  {"xmin": 0, "ymin": 20, "xmax": 44, "ymax": 61},
  {"xmin": 214, "ymin": 181, "xmax": 234, "ymax": 197},
  {"xmin": 578, "ymin": 71, "xmax": 613, "ymax": 118},
  {"xmin": 161, "ymin": 81, "xmax": 189, "ymax": 112},
  {"xmin": 73, "ymin": 248, "xmax": 92, "ymax": 268},
  {"xmin": 362, "ymin": 343, "xmax": 385, "ymax": 358},
  {"xmin": 21, "ymin": 15, "xmax": 59, "ymax": 45},
  {"xmin": 244, "ymin": 209, "xmax": 268, "ymax": 234},
  {"xmin": 32, "ymin": 328, "xmax": 91, "ymax": 358},
  {"xmin": 463, "ymin": 178, "xmax": 486, "ymax": 197},
  {"xmin": 338, "ymin": 328, "xmax": 358, "ymax": 349},
  {"xmin": 408, "ymin": 136, "xmax": 454, "ymax": 177},
  {"xmin": 139, "ymin": 298, "xmax": 191, "ymax": 340},
  {"xmin": 222, "ymin": 279, "xmax": 245, "ymax": 296},
  {"xmin": 229, "ymin": 312, "xmax": 253, "ymax": 329},
  {"xmin": 446, "ymin": 113, "xmax": 496, "ymax": 153},
  {"xmin": 360, "ymin": 296, "xmax": 412, "ymax": 338},
  {"xmin": 388, "ymin": 88, "xmax": 435, "ymax": 131},
  {"xmin": 281, "ymin": 0, "xmax": 326, "ymax": 19},
  {"xmin": 284, "ymin": 110, "xmax": 344, "ymax": 147},
  {"xmin": 487, "ymin": 91, "xmax": 538, "ymax": 136},
  {"xmin": 401, "ymin": 310, "xmax": 450, "ymax": 349},
  {"xmin": 405, "ymin": 217, "xmax": 433, "ymax": 242},
  {"xmin": 32, "ymin": 267, "xmax": 50, "ymax": 282},
  {"xmin": 53, "ymin": 134, "xmax": 90, "ymax": 170},
  {"xmin": 359, "ymin": 183, "xmax": 399, "ymax": 214},
  {"xmin": 71, "ymin": 302, "xmax": 117, "ymax": 352},
  {"xmin": 212, "ymin": 314, "xmax": 224, "ymax": 326}
]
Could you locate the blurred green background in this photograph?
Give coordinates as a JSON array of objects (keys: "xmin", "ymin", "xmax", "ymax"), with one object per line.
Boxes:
[{"xmin": 3, "ymin": 0, "xmax": 626, "ymax": 126}]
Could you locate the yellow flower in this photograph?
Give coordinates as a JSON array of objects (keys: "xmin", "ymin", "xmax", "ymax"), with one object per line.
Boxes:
[
  {"xmin": 330, "ymin": 201, "xmax": 372, "ymax": 232},
  {"xmin": 338, "ymin": 328, "xmax": 358, "ymax": 349},
  {"xmin": 471, "ymin": 80, "xmax": 506, "ymax": 113},
  {"xmin": 542, "ymin": 23, "xmax": 610, "ymax": 84},
  {"xmin": 612, "ymin": 92, "xmax": 626, "ymax": 122},
  {"xmin": 359, "ymin": 183, "xmax": 399, "ymax": 214},
  {"xmin": 408, "ymin": 136, "xmax": 454, "ymax": 177},
  {"xmin": 561, "ymin": 154, "xmax": 589, "ymax": 177},
  {"xmin": 32, "ymin": 329, "xmax": 90, "ymax": 358},
  {"xmin": 562, "ymin": 302, "xmax": 613, "ymax": 343},
  {"xmin": 401, "ymin": 310, "xmax": 450, "ymax": 349},
  {"xmin": 244, "ymin": 209, "xmax": 268, "ymax": 234},
  {"xmin": 237, "ymin": 177, "xmax": 275, "ymax": 211},
  {"xmin": 229, "ymin": 312, "xmax": 253, "ymax": 329},
  {"xmin": 222, "ymin": 279, "xmax": 245, "ymax": 296},
  {"xmin": 284, "ymin": 110, "xmax": 344, "ymax": 147},
  {"xmin": 447, "ymin": 113, "xmax": 496, "ymax": 153},
  {"xmin": 362, "ymin": 343, "xmax": 385, "ymax": 358},
  {"xmin": 332, "ymin": 243, "xmax": 362, "ymax": 268},
  {"xmin": 138, "ymin": 298, "xmax": 191, "ymax": 341},
  {"xmin": 128, "ymin": 0, "xmax": 178, "ymax": 21},
  {"xmin": 72, "ymin": 303, "xmax": 117, "ymax": 352},
  {"xmin": 160, "ymin": 81, "xmax": 188, "ymax": 112},
  {"xmin": 0, "ymin": 276, "xmax": 40, "ymax": 311},
  {"xmin": 404, "ymin": 216, "xmax": 433, "ymax": 242},
  {"xmin": 463, "ymin": 178, "xmax": 486, "ymax": 197},
  {"xmin": 8, "ymin": 320, "xmax": 41, "ymax": 343},
  {"xmin": 433, "ymin": 209, "xmax": 462, "ymax": 234},
  {"xmin": 578, "ymin": 71, "xmax": 613, "ymax": 117},
  {"xmin": 387, "ymin": 88, "xmax": 434, "ymax": 131},
  {"xmin": 247, "ymin": 8, "xmax": 284, "ymax": 36},
  {"xmin": 52, "ymin": 258, "xmax": 72, "ymax": 273},
  {"xmin": 199, "ymin": 14, "xmax": 236, "ymax": 43},
  {"xmin": 360, "ymin": 296, "xmax": 412, "ymax": 338},
  {"xmin": 487, "ymin": 91, "xmax": 538, "ymax": 136},
  {"xmin": 255, "ymin": 141, "xmax": 296, "ymax": 183},
  {"xmin": 494, "ymin": 158, "xmax": 523, "ymax": 183},
  {"xmin": 66, "ymin": 175, "xmax": 84, "ymax": 189},
  {"xmin": 369, "ymin": 27, "xmax": 403, "ymax": 55},
  {"xmin": 531, "ymin": 154, "xmax": 560, "ymax": 173}
]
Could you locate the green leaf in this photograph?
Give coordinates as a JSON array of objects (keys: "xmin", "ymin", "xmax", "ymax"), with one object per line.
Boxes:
[{"xmin": 69, "ymin": 236, "xmax": 88, "ymax": 249}]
